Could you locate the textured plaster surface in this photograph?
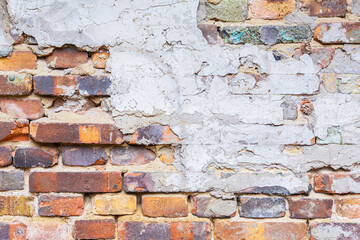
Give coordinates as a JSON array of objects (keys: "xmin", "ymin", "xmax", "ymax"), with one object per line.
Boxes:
[{"xmin": 4, "ymin": 0, "xmax": 360, "ymax": 195}]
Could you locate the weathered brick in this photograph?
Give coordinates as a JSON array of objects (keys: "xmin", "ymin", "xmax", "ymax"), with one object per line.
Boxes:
[
  {"xmin": 0, "ymin": 99, "xmax": 44, "ymax": 120},
  {"xmin": 0, "ymin": 51, "xmax": 37, "ymax": 71},
  {"xmin": 0, "ymin": 171, "xmax": 24, "ymax": 191},
  {"xmin": 0, "ymin": 196, "xmax": 33, "ymax": 216},
  {"xmin": 300, "ymin": 99, "xmax": 314, "ymax": 115},
  {"xmin": 221, "ymin": 25, "xmax": 312, "ymax": 45},
  {"xmin": 191, "ymin": 196, "xmax": 236, "ymax": 218},
  {"xmin": 13, "ymin": 147, "xmax": 58, "ymax": 168},
  {"xmin": 0, "ymin": 120, "xmax": 29, "ymax": 142},
  {"xmin": 310, "ymin": 222, "xmax": 360, "ymax": 240},
  {"xmin": 93, "ymin": 194, "xmax": 136, "ymax": 215},
  {"xmin": 0, "ymin": 146, "xmax": 12, "ymax": 167},
  {"xmin": 249, "ymin": 0, "xmax": 296, "ymax": 19},
  {"xmin": 62, "ymin": 146, "xmax": 107, "ymax": 166},
  {"xmin": 214, "ymin": 221, "xmax": 307, "ymax": 240},
  {"xmin": 0, "ymin": 75, "xmax": 32, "ymax": 96},
  {"xmin": 198, "ymin": 24, "xmax": 219, "ymax": 44},
  {"xmin": 34, "ymin": 75, "xmax": 110, "ymax": 96},
  {"xmin": 118, "ymin": 221, "xmax": 211, "ymax": 240},
  {"xmin": 38, "ymin": 195, "xmax": 83, "ymax": 216},
  {"xmin": 0, "ymin": 223, "xmax": 26, "ymax": 240},
  {"xmin": 315, "ymin": 22, "xmax": 360, "ymax": 44},
  {"xmin": 314, "ymin": 173, "xmax": 360, "ymax": 194},
  {"xmin": 309, "ymin": 47, "xmax": 335, "ymax": 68},
  {"xmin": 206, "ymin": 0, "xmax": 247, "ymax": 22},
  {"xmin": 304, "ymin": 0, "xmax": 346, "ymax": 17},
  {"xmin": 335, "ymin": 197, "xmax": 360, "ymax": 219},
  {"xmin": 92, "ymin": 49, "xmax": 109, "ymax": 69},
  {"xmin": 289, "ymin": 198, "xmax": 333, "ymax": 219},
  {"xmin": 45, "ymin": 48, "xmax": 88, "ymax": 69},
  {"xmin": 26, "ymin": 221, "xmax": 68, "ymax": 240},
  {"xmin": 129, "ymin": 124, "xmax": 180, "ymax": 145},
  {"xmin": 29, "ymin": 172, "xmax": 121, "ymax": 193},
  {"xmin": 239, "ymin": 197, "xmax": 285, "ymax": 218},
  {"xmin": 142, "ymin": 195, "xmax": 188, "ymax": 217},
  {"xmin": 321, "ymin": 73, "xmax": 360, "ymax": 94},
  {"xmin": 74, "ymin": 219, "xmax": 115, "ymax": 239},
  {"xmin": 30, "ymin": 120, "xmax": 123, "ymax": 144},
  {"xmin": 110, "ymin": 146, "xmax": 155, "ymax": 166}
]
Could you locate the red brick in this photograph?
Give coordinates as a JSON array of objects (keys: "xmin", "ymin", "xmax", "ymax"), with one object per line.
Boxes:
[
  {"xmin": 74, "ymin": 219, "xmax": 115, "ymax": 239},
  {"xmin": 26, "ymin": 221, "xmax": 68, "ymax": 240},
  {"xmin": 45, "ymin": 48, "xmax": 88, "ymax": 69},
  {"xmin": 0, "ymin": 146, "xmax": 12, "ymax": 167},
  {"xmin": 119, "ymin": 221, "xmax": 211, "ymax": 240},
  {"xmin": 0, "ymin": 51, "xmax": 37, "ymax": 71},
  {"xmin": 315, "ymin": 22, "xmax": 360, "ymax": 44},
  {"xmin": 110, "ymin": 146, "xmax": 156, "ymax": 166},
  {"xmin": 0, "ymin": 120, "xmax": 29, "ymax": 142},
  {"xmin": 38, "ymin": 195, "xmax": 83, "ymax": 216},
  {"xmin": 0, "ymin": 99, "xmax": 44, "ymax": 120},
  {"xmin": 304, "ymin": 0, "xmax": 346, "ymax": 17},
  {"xmin": 13, "ymin": 147, "xmax": 58, "ymax": 168},
  {"xmin": 335, "ymin": 197, "xmax": 360, "ymax": 219},
  {"xmin": 129, "ymin": 124, "xmax": 180, "ymax": 145},
  {"xmin": 0, "ymin": 75, "xmax": 32, "ymax": 96},
  {"xmin": 289, "ymin": 198, "xmax": 333, "ymax": 219},
  {"xmin": 314, "ymin": 173, "xmax": 360, "ymax": 194},
  {"xmin": 30, "ymin": 120, "xmax": 123, "ymax": 144},
  {"xmin": 29, "ymin": 172, "xmax": 121, "ymax": 193},
  {"xmin": 0, "ymin": 222, "xmax": 26, "ymax": 240},
  {"xmin": 92, "ymin": 48, "xmax": 109, "ymax": 69},
  {"xmin": 142, "ymin": 195, "xmax": 188, "ymax": 217},
  {"xmin": 310, "ymin": 222, "xmax": 360, "ymax": 240},
  {"xmin": 249, "ymin": 0, "xmax": 297, "ymax": 19},
  {"xmin": 214, "ymin": 221, "xmax": 307, "ymax": 240}
]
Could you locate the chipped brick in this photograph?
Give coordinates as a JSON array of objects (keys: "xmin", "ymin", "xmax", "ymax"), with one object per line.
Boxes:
[
  {"xmin": 315, "ymin": 22, "xmax": 360, "ymax": 44},
  {"xmin": 142, "ymin": 195, "xmax": 188, "ymax": 217},
  {"xmin": 310, "ymin": 222, "xmax": 360, "ymax": 240},
  {"xmin": 92, "ymin": 49, "xmax": 109, "ymax": 69},
  {"xmin": 110, "ymin": 146, "xmax": 156, "ymax": 166},
  {"xmin": 0, "ymin": 120, "xmax": 29, "ymax": 142},
  {"xmin": 314, "ymin": 173, "xmax": 360, "ymax": 194},
  {"xmin": 13, "ymin": 147, "xmax": 58, "ymax": 168},
  {"xmin": 198, "ymin": 24, "xmax": 219, "ymax": 44},
  {"xmin": 191, "ymin": 196, "xmax": 237, "ymax": 218},
  {"xmin": 45, "ymin": 48, "xmax": 88, "ymax": 69},
  {"xmin": 38, "ymin": 195, "xmax": 83, "ymax": 216},
  {"xmin": 62, "ymin": 146, "xmax": 107, "ymax": 166}
]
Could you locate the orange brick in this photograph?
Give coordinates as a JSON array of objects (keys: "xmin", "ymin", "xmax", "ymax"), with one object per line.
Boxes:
[
  {"xmin": 74, "ymin": 219, "xmax": 115, "ymax": 239},
  {"xmin": 0, "ymin": 99, "xmax": 44, "ymax": 119},
  {"xmin": 38, "ymin": 195, "xmax": 83, "ymax": 216},
  {"xmin": 92, "ymin": 49, "xmax": 109, "ymax": 69},
  {"xmin": 0, "ymin": 51, "xmax": 37, "ymax": 71},
  {"xmin": 335, "ymin": 197, "xmax": 360, "ymax": 219},
  {"xmin": 249, "ymin": 0, "xmax": 297, "ymax": 19},
  {"xmin": 45, "ymin": 48, "xmax": 88, "ymax": 69},
  {"xmin": 93, "ymin": 194, "xmax": 136, "ymax": 215},
  {"xmin": 142, "ymin": 195, "xmax": 188, "ymax": 217},
  {"xmin": 0, "ymin": 120, "xmax": 29, "ymax": 142}
]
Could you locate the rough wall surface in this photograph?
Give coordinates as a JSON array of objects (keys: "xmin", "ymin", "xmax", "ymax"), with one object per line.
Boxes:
[{"xmin": 0, "ymin": 0, "xmax": 360, "ymax": 239}]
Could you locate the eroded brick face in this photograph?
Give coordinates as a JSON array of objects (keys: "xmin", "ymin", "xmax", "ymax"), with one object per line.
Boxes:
[{"xmin": 74, "ymin": 220, "xmax": 115, "ymax": 239}]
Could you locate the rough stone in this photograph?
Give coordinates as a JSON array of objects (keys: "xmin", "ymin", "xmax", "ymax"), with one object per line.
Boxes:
[{"xmin": 206, "ymin": 0, "xmax": 247, "ymax": 22}]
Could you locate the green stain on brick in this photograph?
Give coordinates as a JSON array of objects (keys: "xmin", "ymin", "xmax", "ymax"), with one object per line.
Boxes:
[
  {"xmin": 316, "ymin": 126, "xmax": 342, "ymax": 145},
  {"xmin": 206, "ymin": 0, "xmax": 247, "ymax": 22}
]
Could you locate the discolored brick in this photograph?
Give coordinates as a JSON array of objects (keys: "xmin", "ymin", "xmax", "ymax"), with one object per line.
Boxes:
[
  {"xmin": 62, "ymin": 146, "xmax": 107, "ymax": 166},
  {"xmin": 249, "ymin": 0, "xmax": 297, "ymax": 19},
  {"xmin": 142, "ymin": 195, "xmax": 188, "ymax": 217},
  {"xmin": 0, "ymin": 222, "xmax": 26, "ymax": 240},
  {"xmin": 310, "ymin": 222, "xmax": 360, "ymax": 240},
  {"xmin": 45, "ymin": 48, "xmax": 88, "ymax": 69},
  {"xmin": 289, "ymin": 198, "xmax": 333, "ymax": 219},
  {"xmin": 0, "ymin": 171, "xmax": 24, "ymax": 191},
  {"xmin": 0, "ymin": 99, "xmax": 44, "ymax": 120},
  {"xmin": 191, "ymin": 196, "xmax": 236, "ymax": 218},
  {"xmin": 77, "ymin": 75, "xmax": 111, "ymax": 96},
  {"xmin": 93, "ymin": 194, "xmax": 136, "ymax": 215},
  {"xmin": 309, "ymin": 47, "xmax": 335, "ymax": 68},
  {"xmin": 0, "ymin": 120, "xmax": 29, "ymax": 142},
  {"xmin": 30, "ymin": 120, "xmax": 123, "ymax": 144},
  {"xmin": 304, "ymin": 0, "xmax": 346, "ymax": 17},
  {"xmin": 214, "ymin": 221, "xmax": 307, "ymax": 240},
  {"xmin": 74, "ymin": 219, "xmax": 115, "ymax": 239},
  {"xmin": 29, "ymin": 172, "xmax": 121, "ymax": 193},
  {"xmin": 13, "ymin": 147, "xmax": 58, "ymax": 168},
  {"xmin": 0, "ymin": 196, "xmax": 34, "ymax": 216},
  {"xmin": 314, "ymin": 173, "xmax": 360, "ymax": 194},
  {"xmin": 198, "ymin": 24, "xmax": 219, "ymax": 44},
  {"xmin": 335, "ymin": 197, "xmax": 360, "ymax": 219},
  {"xmin": 92, "ymin": 49, "xmax": 109, "ymax": 69},
  {"xmin": 300, "ymin": 99, "xmax": 314, "ymax": 115},
  {"xmin": 206, "ymin": 0, "xmax": 247, "ymax": 22},
  {"xmin": 38, "ymin": 195, "xmax": 83, "ymax": 217},
  {"xmin": 26, "ymin": 221, "xmax": 68, "ymax": 240},
  {"xmin": 129, "ymin": 124, "xmax": 180, "ymax": 145},
  {"xmin": 0, "ymin": 75, "xmax": 32, "ymax": 96},
  {"xmin": 118, "ymin": 221, "xmax": 211, "ymax": 240},
  {"xmin": 0, "ymin": 146, "xmax": 12, "ymax": 167},
  {"xmin": 315, "ymin": 22, "xmax": 360, "ymax": 44},
  {"xmin": 239, "ymin": 197, "xmax": 286, "ymax": 218},
  {"xmin": 110, "ymin": 146, "xmax": 155, "ymax": 166},
  {"xmin": 0, "ymin": 51, "xmax": 37, "ymax": 71}
]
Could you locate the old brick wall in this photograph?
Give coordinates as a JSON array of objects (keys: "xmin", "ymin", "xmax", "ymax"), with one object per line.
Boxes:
[{"xmin": 0, "ymin": 0, "xmax": 360, "ymax": 239}]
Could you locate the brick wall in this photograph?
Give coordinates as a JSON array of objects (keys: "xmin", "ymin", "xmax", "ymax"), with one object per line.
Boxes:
[{"xmin": 0, "ymin": 0, "xmax": 360, "ymax": 239}]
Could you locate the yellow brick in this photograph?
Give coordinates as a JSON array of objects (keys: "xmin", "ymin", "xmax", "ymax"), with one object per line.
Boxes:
[
  {"xmin": 93, "ymin": 194, "xmax": 136, "ymax": 215},
  {"xmin": 0, "ymin": 196, "xmax": 34, "ymax": 216}
]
